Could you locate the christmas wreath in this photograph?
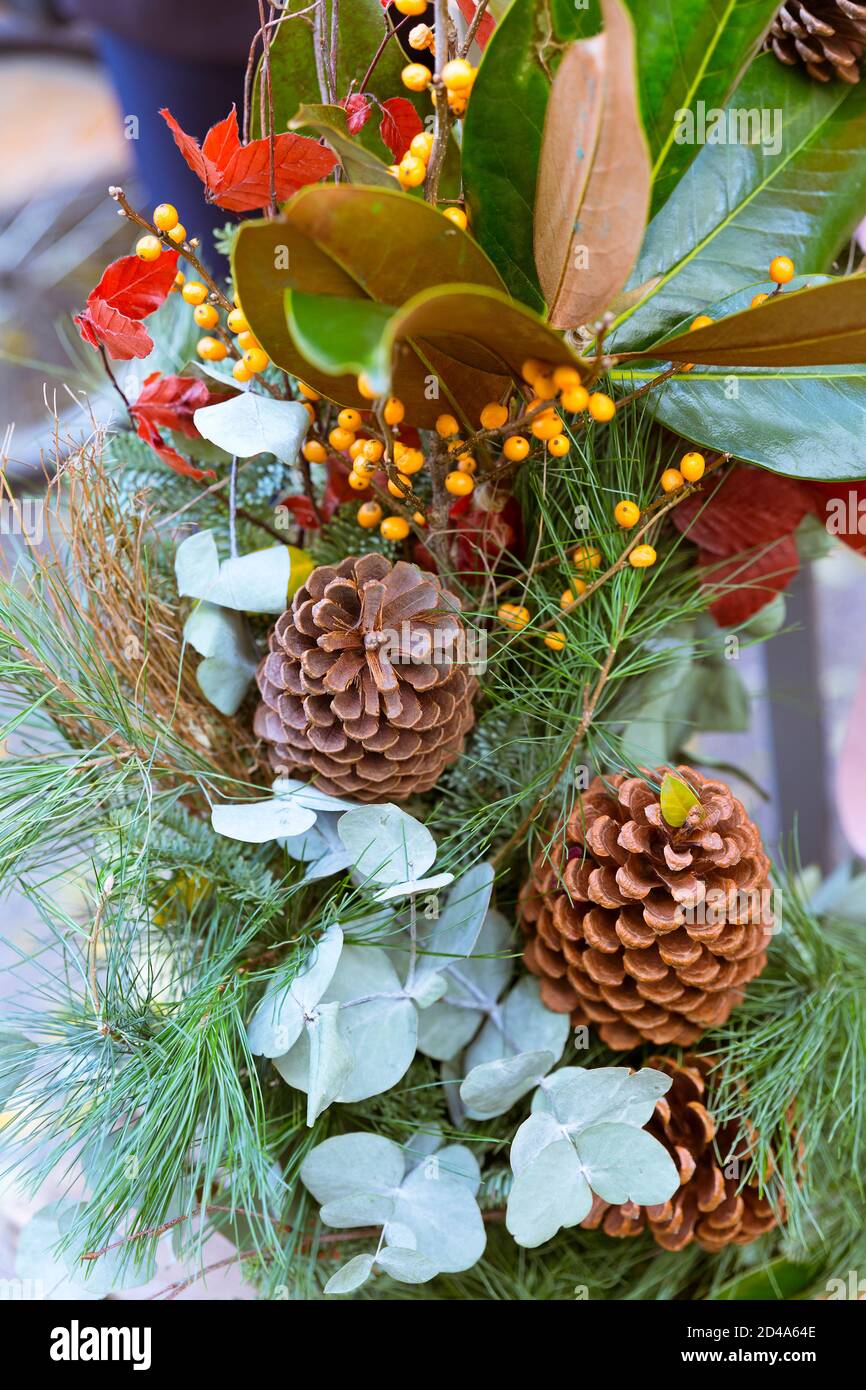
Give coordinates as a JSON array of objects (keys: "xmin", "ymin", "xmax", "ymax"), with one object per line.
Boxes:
[{"xmin": 2, "ymin": 0, "xmax": 866, "ymax": 1303}]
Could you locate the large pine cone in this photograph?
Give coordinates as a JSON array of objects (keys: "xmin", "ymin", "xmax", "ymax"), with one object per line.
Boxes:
[
  {"xmin": 519, "ymin": 767, "xmax": 773, "ymax": 1049},
  {"xmin": 767, "ymin": 0, "xmax": 866, "ymax": 82},
  {"xmin": 583, "ymin": 1055, "xmax": 784, "ymax": 1251},
  {"xmin": 253, "ymin": 554, "xmax": 476, "ymax": 803}
]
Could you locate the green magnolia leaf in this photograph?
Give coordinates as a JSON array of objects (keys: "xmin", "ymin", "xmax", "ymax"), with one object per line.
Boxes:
[
  {"xmin": 612, "ymin": 56, "xmax": 866, "ymax": 353},
  {"xmin": 534, "ymin": 0, "xmax": 650, "ymax": 329},
  {"xmin": 462, "ymin": 0, "xmax": 601, "ymax": 309},
  {"xmin": 575, "ymin": 1121, "xmax": 680, "ymax": 1205},
  {"xmin": 625, "ymin": 0, "xmax": 780, "ymax": 217},
  {"xmin": 649, "ymin": 275, "xmax": 866, "ymax": 366},
  {"xmin": 286, "ymin": 290, "xmax": 395, "ymax": 391},
  {"xmin": 289, "ymin": 104, "xmax": 395, "ymax": 187},
  {"xmin": 612, "ymin": 279, "xmax": 866, "ymax": 478},
  {"xmin": 233, "ymin": 184, "xmax": 509, "ymax": 424},
  {"xmin": 506, "ymin": 1139, "xmax": 593, "ymax": 1248},
  {"xmin": 324, "ymin": 1253, "xmax": 375, "ymax": 1295},
  {"xmin": 659, "ymin": 771, "xmax": 701, "ymax": 827}
]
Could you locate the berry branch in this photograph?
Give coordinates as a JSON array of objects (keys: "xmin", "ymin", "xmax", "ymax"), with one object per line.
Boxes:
[
  {"xmin": 108, "ymin": 187, "xmax": 232, "ymax": 311},
  {"xmin": 426, "ymin": 0, "xmax": 453, "ymax": 205}
]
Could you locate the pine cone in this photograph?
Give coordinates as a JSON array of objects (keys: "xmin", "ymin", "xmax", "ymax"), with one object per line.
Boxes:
[
  {"xmin": 767, "ymin": 0, "xmax": 866, "ymax": 82},
  {"xmin": 253, "ymin": 554, "xmax": 476, "ymax": 803},
  {"xmin": 582, "ymin": 1055, "xmax": 784, "ymax": 1251},
  {"xmin": 519, "ymin": 767, "xmax": 772, "ymax": 1049}
]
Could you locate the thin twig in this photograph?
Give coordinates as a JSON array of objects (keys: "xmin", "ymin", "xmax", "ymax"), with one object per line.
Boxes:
[
  {"xmin": 459, "ymin": 0, "xmax": 490, "ymax": 56},
  {"xmin": 426, "ymin": 0, "xmax": 452, "ymax": 205},
  {"xmin": 109, "ymin": 187, "xmax": 232, "ymax": 310},
  {"xmin": 97, "ymin": 345, "xmax": 134, "ymax": 423},
  {"xmin": 228, "ymin": 456, "xmax": 239, "ymax": 558}
]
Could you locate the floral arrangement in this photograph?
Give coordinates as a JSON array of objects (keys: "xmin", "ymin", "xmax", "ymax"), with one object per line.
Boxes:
[{"xmin": 2, "ymin": 0, "xmax": 866, "ymax": 1302}]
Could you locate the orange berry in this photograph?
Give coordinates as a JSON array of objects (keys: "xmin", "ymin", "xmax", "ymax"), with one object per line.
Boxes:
[
  {"xmin": 560, "ymin": 582, "xmax": 586, "ymax": 609},
  {"xmin": 383, "ymin": 397, "xmax": 405, "ymax": 426},
  {"xmin": 329, "ymin": 427, "xmax": 356, "ymax": 452},
  {"xmin": 362, "ymin": 439, "xmax": 384, "ymax": 463},
  {"xmin": 447, "ymin": 93, "xmax": 468, "ymax": 118},
  {"xmin": 402, "ymin": 63, "xmax": 432, "ymax": 92},
  {"xmin": 303, "ymin": 440, "xmax": 327, "ymax": 464},
  {"xmin": 751, "ymin": 293, "xmax": 769, "ymax": 308},
  {"xmin": 614, "ymin": 500, "xmax": 640, "ymax": 529},
  {"xmin": 561, "ymin": 386, "xmax": 589, "ymax": 413},
  {"xmin": 629, "ymin": 544, "xmax": 657, "ymax": 569},
  {"xmin": 521, "ymin": 358, "xmax": 548, "ymax": 384},
  {"xmin": 503, "ymin": 435, "xmax": 530, "ymax": 462},
  {"xmin": 442, "ymin": 58, "xmax": 474, "ymax": 91},
  {"xmin": 410, "ymin": 131, "xmax": 435, "ymax": 161},
  {"xmin": 388, "ymin": 473, "xmax": 412, "ymax": 497},
  {"xmin": 436, "ymin": 413, "xmax": 459, "ymax": 438},
  {"xmin": 196, "ymin": 337, "xmax": 227, "ymax": 362},
  {"xmin": 531, "ymin": 413, "xmax": 564, "ymax": 441},
  {"xmin": 443, "ymin": 207, "xmax": 468, "ymax": 230},
  {"xmin": 153, "ymin": 203, "xmax": 178, "ymax": 231},
  {"xmin": 232, "ymin": 360, "xmax": 252, "ymax": 383},
  {"xmin": 533, "ymin": 375, "xmax": 557, "ymax": 401},
  {"xmin": 457, "ymin": 454, "xmax": 477, "ymax": 473},
  {"xmin": 348, "ymin": 470, "xmax": 370, "ymax": 490},
  {"xmin": 193, "ymin": 303, "xmax": 219, "ymax": 330},
  {"xmin": 395, "ymin": 0, "xmax": 427, "ymax": 14},
  {"xmin": 445, "ymin": 470, "xmax": 474, "ymax": 496},
  {"xmin": 573, "ymin": 545, "xmax": 601, "ymax": 572},
  {"xmin": 381, "ymin": 515, "xmax": 411, "ymax": 541},
  {"xmin": 182, "ymin": 281, "xmax": 208, "ymax": 306},
  {"xmin": 588, "ymin": 393, "xmax": 615, "ymax": 422},
  {"xmin": 243, "ymin": 346, "xmax": 270, "ymax": 374},
  {"xmin": 544, "ymin": 630, "xmax": 567, "ymax": 651},
  {"xmin": 769, "ymin": 256, "xmax": 795, "ymax": 285},
  {"xmin": 480, "ymin": 401, "xmax": 508, "ymax": 430},
  {"xmin": 349, "ymin": 438, "xmax": 367, "ymax": 460},
  {"xmin": 173, "ymin": 271, "xmax": 185, "ymax": 288},
  {"xmin": 690, "ymin": 315, "xmax": 714, "ymax": 332},
  {"xmin": 661, "ymin": 468, "xmax": 685, "ymax": 494},
  {"xmin": 236, "ymin": 330, "xmax": 259, "ymax": 351},
  {"xmin": 547, "ymin": 434, "xmax": 570, "ymax": 457},
  {"xmin": 357, "ymin": 501, "xmax": 383, "ymax": 529},
  {"xmin": 680, "ymin": 451, "xmax": 706, "ymax": 482},
  {"xmin": 167, "ymin": 224, "xmax": 187, "ymax": 245},
  {"xmin": 338, "ymin": 408, "xmax": 362, "ymax": 432},
  {"xmin": 552, "ymin": 365, "xmax": 582, "ymax": 392},
  {"xmin": 135, "ymin": 234, "xmax": 162, "ymax": 262},
  {"xmin": 498, "ymin": 603, "xmax": 530, "ymax": 631},
  {"xmin": 297, "ymin": 381, "xmax": 320, "ymax": 401},
  {"xmin": 227, "ymin": 307, "xmax": 249, "ymax": 334},
  {"xmin": 412, "ymin": 511, "xmax": 427, "ymax": 526},
  {"xmin": 399, "ymin": 448, "xmax": 424, "ymax": 474},
  {"xmin": 398, "ymin": 154, "xmax": 427, "ymax": 189},
  {"xmin": 357, "ymin": 372, "xmax": 377, "ymax": 400}
]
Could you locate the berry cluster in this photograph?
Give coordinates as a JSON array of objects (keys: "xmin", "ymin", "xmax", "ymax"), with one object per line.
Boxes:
[{"xmin": 401, "ymin": 50, "xmax": 477, "ymax": 123}]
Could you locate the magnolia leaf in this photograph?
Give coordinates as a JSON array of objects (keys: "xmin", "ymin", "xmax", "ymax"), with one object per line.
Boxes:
[
  {"xmin": 506, "ymin": 1139, "xmax": 592, "ymax": 1249},
  {"xmin": 192, "ymin": 392, "xmax": 308, "ymax": 464},
  {"xmin": 466, "ymin": 974, "xmax": 570, "ymax": 1073},
  {"xmin": 211, "ymin": 795, "xmax": 317, "ymax": 844},
  {"xmin": 319, "ymin": 1192, "xmax": 396, "ymax": 1228},
  {"xmin": 534, "ymin": 1065, "xmax": 672, "ymax": 1132},
  {"xmin": 659, "ymin": 771, "xmax": 701, "ymax": 827},
  {"xmin": 301, "ymin": 1133, "xmax": 405, "ymax": 1207},
  {"xmin": 286, "ymin": 290, "xmax": 394, "ymax": 393},
  {"xmin": 338, "ymin": 804, "xmax": 436, "ymax": 886},
  {"xmin": 648, "ymin": 275, "xmax": 866, "ymax": 368},
  {"xmin": 247, "ymin": 925, "xmax": 344, "ymax": 1058},
  {"xmin": 460, "ymin": 1050, "xmax": 555, "ymax": 1120},
  {"xmin": 374, "ymin": 871, "xmax": 455, "ymax": 904},
  {"xmin": 575, "ymin": 1121, "xmax": 680, "ymax": 1205},
  {"xmin": 376, "ymin": 1246, "xmax": 439, "ymax": 1285},
  {"xmin": 324, "ymin": 1253, "xmax": 375, "ymax": 1295},
  {"xmin": 306, "ymin": 1001, "xmax": 353, "ymax": 1126},
  {"xmin": 534, "ymin": 0, "xmax": 650, "ymax": 328},
  {"xmin": 289, "ymin": 104, "xmax": 395, "ymax": 186},
  {"xmin": 183, "ymin": 601, "xmax": 257, "ymax": 715},
  {"xmin": 274, "ymin": 946, "xmax": 417, "ymax": 1102}
]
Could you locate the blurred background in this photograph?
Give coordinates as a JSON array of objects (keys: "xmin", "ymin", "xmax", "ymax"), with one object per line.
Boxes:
[{"xmin": 0, "ymin": 0, "xmax": 864, "ymax": 1300}]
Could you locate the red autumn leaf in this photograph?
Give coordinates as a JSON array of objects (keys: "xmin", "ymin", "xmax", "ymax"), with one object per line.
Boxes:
[
  {"xmin": 807, "ymin": 480, "xmax": 866, "ymax": 556},
  {"xmin": 455, "ymin": 0, "xmax": 497, "ymax": 48},
  {"xmin": 280, "ymin": 495, "xmax": 322, "ymax": 529},
  {"xmin": 161, "ymin": 106, "xmax": 337, "ymax": 213},
  {"xmin": 697, "ymin": 539, "xmax": 800, "ymax": 627},
  {"xmin": 450, "ymin": 492, "xmax": 524, "ymax": 577},
  {"xmin": 74, "ymin": 250, "xmax": 179, "ymax": 361},
  {"xmin": 343, "ymin": 94, "xmax": 373, "ymax": 135},
  {"xmin": 130, "ymin": 373, "xmax": 223, "ymax": 440},
  {"xmin": 379, "ymin": 97, "xmax": 424, "ymax": 162}
]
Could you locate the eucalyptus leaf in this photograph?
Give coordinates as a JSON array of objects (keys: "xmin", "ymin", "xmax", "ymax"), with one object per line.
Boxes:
[
  {"xmin": 305, "ymin": 1001, "xmax": 353, "ymax": 1127},
  {"xmin": 376, "ymin": 1246, "xmax": 439, "ymax": 1285},
  {"xmin": 319, "ymin": 1192, "xmax": 395, "ymax": 1228},
  {"xmin": 534, "ymin": 1065, "xmax": 673, "ymax": 1131},
  {"xmin": 246, "ymin": 924, "xmax": 343, "ymax": 1058},
  {"xmin": 192, "ymin": 392, "xmax": 309, "ymax": 465},
  {"xmin": 460, "ymin": 1050, "xmax": 556, "ymax": 1120},
  {"xmin": 506, "ymin": 1139, "xmax": 593, "ymax": 1248},
  {"xmin": 465, "ymin": 975, "xmax": 570, "ymax": 1074},
  {"xmin": 299, "ymin": 1132, "xmax": 406, "ymax": 1205},
  {"xmin": 211, "ymin": 796, "xmax": 317, "ymax": 844},
  {"xmin": 393, "ymin": 1158, "xmax": 487, "ymax": 1273},
  {"xmin": 415, "ymin": 907, "xmax": 513, "ymax": 1061},
  {"xmin": 0, "ymin": 1029, "xmax": 37, "ymax": 1107},
  {"xmin": 374, "ymin": 871, "xmax": 455, "ymax": 904},
  {"xmin": 183, "ymin": 601, "xmax": 257, "ymax": 715},
  {"xmin": 323, "ymin": 1253, "xmax": 375, "ymax": 1295},
  {"xmin": 575, "ymin": 1121, "xmax": 679, "ymax": 1205},
  {"xmin": 338, "ymin": 804, "xmax": 436, "ymax": 886}
]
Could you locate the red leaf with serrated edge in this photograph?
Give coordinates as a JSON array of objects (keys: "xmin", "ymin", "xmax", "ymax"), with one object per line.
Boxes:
[
  {"xmin": 74, "ymin": 250, "xmax": 179, "ymax": 360},
  {"xmin": 130, "ymin": 373, "xmax": 223, "ymax": 440},
  {"xmin": 379, "ymin": 97, "xmax": 424, "ymax": 162},
  {"xmin": 161, "ymin": 106, "xmax": 337, "ymax": 213},
  {"xmin": 698, "ymin": 539, "xmax": 800, "ymax": 627},
  {"xmin": 455, "ymin": 0, "xmax": 496, "ymax": 48},
  {"xmin": 280, "ymin": 495, "xmax": 321, "ymax": 529},
  {"xmin": 343, "ymin": 94, "xmax": 373, "ymax": 135}
]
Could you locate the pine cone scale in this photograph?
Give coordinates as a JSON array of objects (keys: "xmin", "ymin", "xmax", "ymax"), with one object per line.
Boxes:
[{"xmin": 768, "ymin": 0, "xmax": 865, "ymax": 77}]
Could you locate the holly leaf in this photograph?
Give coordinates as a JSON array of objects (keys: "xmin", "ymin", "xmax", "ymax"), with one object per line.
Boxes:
[
  {"xmin": 379, "ymin": 97, "xmax": 424, "ymax": 162},
  {"xmin": 534, "ymin": 0, "xmax": 650, "ymax": 328},
  {"xmin": 74, "ymin": 250, "xmax": 179, "ymax": 361},
  {"xmin": 659, "ymin": 772, "xmax": 701, "ymax": 827},
  {"xmin": 161, "ymin": 105, "xmax": 337, "ymax": 212}
]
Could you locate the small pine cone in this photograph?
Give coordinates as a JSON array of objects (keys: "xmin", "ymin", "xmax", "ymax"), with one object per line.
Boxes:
[
  {"xmin": 519, "ymin": 767, "xmax": 773, "ymax": 1050},
  {"xmin": 767, "ymin": 0, "xmax": 866, "ymax": 83},
  {"xmin": 253, "ymin": 554, "xmax": 476, "ymax": 803},
  {"xmin": 582, "ymin": 1055, "xmax": 785, "ymax": 1251}
]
